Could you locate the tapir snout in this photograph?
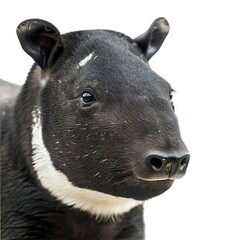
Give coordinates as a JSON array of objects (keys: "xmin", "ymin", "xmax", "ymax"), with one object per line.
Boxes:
[
  {"xmin": 138, "ymin": 152, "xmax": 190, "ymax": 181},
  {"xmin": 125, "ymin": 109, "xmax": 190, "ymax": 183}
]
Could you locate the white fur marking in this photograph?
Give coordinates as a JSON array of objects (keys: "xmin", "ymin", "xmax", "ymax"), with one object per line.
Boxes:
[
  {"xmin": 79, "ymin": 53, "xmax": 94, "ymax": 67},
  {"xmin": 31, "ymin": 108, "xmax": 142, "ymax": 218},
  {"xmin": 157, "ymin": 18, "xmax": 170, "ymax": 33}
]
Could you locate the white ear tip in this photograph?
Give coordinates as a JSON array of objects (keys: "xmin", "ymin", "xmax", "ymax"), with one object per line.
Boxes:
[{"xmin": 155, "ymin": 17, "xmax": 170, "ymax": 33}]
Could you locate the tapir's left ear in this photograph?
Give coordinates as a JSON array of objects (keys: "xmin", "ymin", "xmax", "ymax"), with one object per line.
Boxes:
[
  {"xmin": 134, "ymin": 17, "xmax": 170, "ymax": 60},
  {"xmin": 17, "ymin": 19, "xmax": 63, "ymax": 69}
]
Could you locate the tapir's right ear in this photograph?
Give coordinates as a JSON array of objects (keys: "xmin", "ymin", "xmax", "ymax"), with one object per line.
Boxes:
[{"xmin": 17, "ymin": 19, "xmax": 63, "ymax": 69}]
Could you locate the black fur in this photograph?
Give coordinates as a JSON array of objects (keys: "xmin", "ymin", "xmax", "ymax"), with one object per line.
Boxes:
[{"xmin": 1, "ymin": 18, "xmax": 189, "ymax": 239}]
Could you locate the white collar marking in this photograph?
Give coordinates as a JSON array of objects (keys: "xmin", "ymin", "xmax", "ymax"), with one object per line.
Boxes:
[{"xmin": 31, "ymin": 107, "xmax": 142, "ymax": 218}]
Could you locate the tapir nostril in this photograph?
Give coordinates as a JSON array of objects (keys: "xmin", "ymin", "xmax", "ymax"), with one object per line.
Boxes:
[
  {"xmin": 144, "ymin": 153, "xmax": 190, "ymax": 180},
  {"xmin": 149, "ymin": 157, "xmax": 163, "ymax": 172},
  {"xmin": 179, "ymin": 155, "xmax": 190, "ymax": 171}
]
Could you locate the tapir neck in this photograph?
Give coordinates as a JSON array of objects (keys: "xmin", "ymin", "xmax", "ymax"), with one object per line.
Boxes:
[
  {"xmin": 33, "ymin": 205, "xmax": 144, "ymax": 240},
  {"xmin": 2, "ymin": 134, "xmax": 144, "ymax": 239},
  {"xmin": 2, "ymin": 146, "xmax": 144, "ymax": 240},
  {"xmin": 2, "ymin": 84, "xmax": 145, "ymax": 240}
]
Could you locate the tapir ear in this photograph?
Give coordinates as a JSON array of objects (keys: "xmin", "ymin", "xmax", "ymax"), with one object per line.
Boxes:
[
  {"xmin": 16, "ymin": 19, "xmax": 63, "ymax": 69},
  {"xmin": 134, "ymin": 17, "xmax": 170, "ymax": 60}
]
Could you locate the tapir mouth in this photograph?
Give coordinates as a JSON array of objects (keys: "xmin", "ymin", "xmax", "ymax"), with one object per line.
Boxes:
[
  {"xmin": 136, "ymin": 175, "xmax": 174, "ymax": 182},
  {"xmin": 129, "ymin": 178, "xmax": 175, "ymax": 201}
]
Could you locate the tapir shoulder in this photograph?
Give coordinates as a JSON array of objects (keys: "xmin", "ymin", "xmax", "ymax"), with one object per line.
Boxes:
[
  {"xmin": 0, "ymin": 79, "xmax": 21, "ymax": 143},
  {"xmin": 0, "ymin": 79, "xmax": 21, "ymax": 101},
  {"xmin": 0, "ymin": 79, "xmax": 21, "ymax": 116}
]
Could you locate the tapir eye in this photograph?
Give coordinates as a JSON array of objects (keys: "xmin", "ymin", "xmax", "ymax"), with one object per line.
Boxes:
[
  {"xmin": 80, "ymin": 91, "xmax": 96, "ymax": 107},
  {"xmin": 170, "ymin": 91, "xmax": 175, "ymax": 111}
]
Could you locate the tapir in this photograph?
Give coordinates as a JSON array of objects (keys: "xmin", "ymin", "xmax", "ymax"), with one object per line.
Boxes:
[{"xmin": 0, "ymin": 17, "xmax": 190, "ymax": 239}]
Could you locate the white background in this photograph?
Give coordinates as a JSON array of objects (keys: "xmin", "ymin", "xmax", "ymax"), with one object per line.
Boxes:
[{"xmin": 1, "ymin": 1, "xmax": 240, "ymax": 239}]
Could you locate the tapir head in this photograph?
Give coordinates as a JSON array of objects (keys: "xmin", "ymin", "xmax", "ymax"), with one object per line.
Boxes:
[{"xmin": 17, "ymin": 18, "xmax": 190, "ymax": 217}]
